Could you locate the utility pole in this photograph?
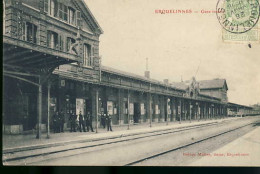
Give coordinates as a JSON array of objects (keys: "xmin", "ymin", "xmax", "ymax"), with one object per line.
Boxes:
[
  {"xmin": 127, "ymin": 89, "xmax": 130, "ymax": 130},
  {"xmin": 99, "ymin": 56, "xmax": 102, "ymax": 82},
  {"xmin": 96, "ymin": 56, "xmax": 102, "ymax": 133},
  {"xmin": 47, "ymin": 82, "xmax": 50, "ymax": 139},
  {"xmin": 36, "ymin": 77, "xmax": 42, "ymax": 139},
  {"xmin": 166, "ymin": 98, "xmax": 170, "ymax": 125},
  {"xmin": 96, "ymin": 90, "xmax": 99, "ymax": 133}
]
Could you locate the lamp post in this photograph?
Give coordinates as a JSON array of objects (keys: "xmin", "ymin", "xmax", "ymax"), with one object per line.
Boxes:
[
  {"xmin": 47, "ymin": 82, "xmax": 51, "ymax": 139},
  {"xmin": 189, "ymin": 101, "xmax": 192, "ymax": 123},
  {"xmin": 95, "ymin": 91, "xmax": 99, "ymax": 133},
  {"xmin": 196, "ymin": 102, "xmax": 199, "ymax": 122},
  {"xmin": 96, "ymin": 56, "xmax": 102, "ymax": 133},
  {"xmin": 211, "ymin": 104, "xmax": 214, "ymax": 119},
  {"xmin": 149, "ymin": 84, "xmax": 152, "ymax": 128},
  {"xmin": 167, "ymin": 98, "xmax": 170, "ymax": 125},
  {"xmin": 179, "ymin": 99, "xmax": 182, "ymax": 124},
  {"xmin": 127, "ymin": 90, "xmax": 130, "ymax": 130}
]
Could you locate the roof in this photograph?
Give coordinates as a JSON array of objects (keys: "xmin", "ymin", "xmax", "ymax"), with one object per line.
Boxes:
[
  {"xmin": 78, "ymin": 0, "xmax": 104, "ymax": 34},
  {"xmin": 228, "ymin": 102, "xmax": 253, "ymax": 109},
  {"xmin": 170, "ymin": 78, "xmax": 229, "ymax": 91},
  {"xmin": 199, "ymin": 79, "xmax": 228, "ymax": 90},
  {"xmin": 170, "ymin": 82, "xmax": 189, "ymax": 90},
  {"xmin": 101, "ymin": 66, "xmax": 185, "ymax": 91},
  {"xmin": 101, "ymin": 66, "xmax": 162, "ymax": 84},
  {"xmin": 101, "ymin": 66, "xmax": 229, "ymax": 93}
]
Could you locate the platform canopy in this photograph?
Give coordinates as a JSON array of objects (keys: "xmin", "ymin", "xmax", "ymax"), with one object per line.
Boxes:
[
  {"xmin": 3, "ymin": 35, "xmax": 80, "ymax": 70},
  {"xmin": 3, "ymin": 35, "xmax": 82, "ymax": 139},
  {"xmin": 228, "ymin": 102, "xmax": 253, "ymax": 110}
]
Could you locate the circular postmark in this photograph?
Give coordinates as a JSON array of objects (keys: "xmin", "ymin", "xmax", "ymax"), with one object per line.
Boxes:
[{"xmin": 216, "ymin": 0, "xmax": 260, "ymax": 33}]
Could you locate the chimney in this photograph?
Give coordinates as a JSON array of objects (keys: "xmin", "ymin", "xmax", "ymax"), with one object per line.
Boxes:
[
  {"xmin": 163, "ymin": 79, "xmax": 169, "ymax": 84},
  {"xmin": 144, "ymin": 58, "xmax": 150, "ymax": 79},
  {"xmin": 145, "ymin": 71, "xmax": 150, "ymax": 79}
]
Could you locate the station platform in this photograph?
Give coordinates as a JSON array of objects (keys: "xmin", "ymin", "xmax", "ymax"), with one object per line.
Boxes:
[
  {"xmin": 190, "ymin": 124, "xmax": 260, "ymax": 166},
  {"xmin": 2, "ymin": 117, "xmax": 241, "ymax": 153}
]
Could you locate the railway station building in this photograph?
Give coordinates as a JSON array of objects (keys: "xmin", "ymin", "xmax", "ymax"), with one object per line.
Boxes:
[{"xmin": 2, "ymin": 0, "xmax": 254, "ymax": 136}]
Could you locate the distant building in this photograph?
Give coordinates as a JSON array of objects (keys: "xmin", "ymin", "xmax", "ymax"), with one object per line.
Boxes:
[
  {"xmin": 199, "ymin": 79, "xmax": 228, "ymax": 103},
  {"xmin": 250, "ymin": 103, "xmax": 260, "ymax": 115},
  {"xmin": 171, "ymin": 78, "xmax": 228, "ymax": 103}
]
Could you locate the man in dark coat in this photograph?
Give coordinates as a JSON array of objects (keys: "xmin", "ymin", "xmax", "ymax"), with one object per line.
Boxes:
[
  {"xmin": 86, "ymin": 112, "xmax": 94, "ymax": 132},
  {"xmin": 101, "ymin": 112, "xmax": 106, "ymax": 129},
  {"xmin": 106, "ymin": 113, "xmax": 112, "ymax": 131},
  {"xmin": 78, "ymin": 111, "xmax": 86, "ymax": 132},
  {"xmin": 53, "ymin": 112, "xmax": 59, "ymax": 133},
  {"xmin": 69, "ymin": 111, "xmax": 76, "ymax": 132},
  {"xmin": 59, "ymin": 110, "xmax": 65, "ymax": 132}
]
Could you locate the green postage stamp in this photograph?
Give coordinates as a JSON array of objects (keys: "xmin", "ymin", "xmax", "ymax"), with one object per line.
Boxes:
[{"xmin": 216, "ymin": 0, "xmax": 260, "ymax": 43}]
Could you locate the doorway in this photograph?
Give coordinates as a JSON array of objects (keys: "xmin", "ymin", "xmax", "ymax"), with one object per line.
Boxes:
[
  {"xmin": 85, "ymin": 98, "xmax": 92, "ymax": 115},
  {"xmin": 134, "ymin": 103, "xmax": 140, "ymax": 123}
]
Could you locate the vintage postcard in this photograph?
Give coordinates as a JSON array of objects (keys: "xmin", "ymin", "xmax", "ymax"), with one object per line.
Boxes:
[{"xmin": 2, "ymin": 0, "xmax": 260, "ymax": 166}]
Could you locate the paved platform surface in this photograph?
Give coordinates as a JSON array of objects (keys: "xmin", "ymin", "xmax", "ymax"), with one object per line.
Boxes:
[
  {"xmin": 190, "ymin": 125, "xmax": 260, "ymax": 166},
  {"xmin": 2, "ymin": 117, "xmax": 240, "ymax": 152}
]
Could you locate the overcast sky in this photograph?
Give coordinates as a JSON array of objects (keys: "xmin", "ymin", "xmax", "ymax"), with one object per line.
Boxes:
[{"xmin": 85, "ymin": 0, "xmax": 260, "ymax": 106}]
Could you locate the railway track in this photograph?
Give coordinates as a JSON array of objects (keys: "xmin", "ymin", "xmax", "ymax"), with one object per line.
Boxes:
[
  {"xmin": 3, "ymin": 121, "xmax": 226, "ymax": 164},
  {"xmin": 4, "ymin": 118, "xmax": 258, "ymax": 165},
  {"xmin": 125, "ymin": 121, "xmax": 259, "ymax": 166}
]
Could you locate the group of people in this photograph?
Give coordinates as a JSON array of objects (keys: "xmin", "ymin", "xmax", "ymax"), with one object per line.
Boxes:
[
  {"xmin": 52, "ymin": 111, "xmax": 65, "ymax": 133},
  {"xmin": 52, "ymin": 111, "xmax": 113, "ymax": 133},
  {"xmin": 68, "ymin": 111, "xmax": 94, "ymax": 132},
  {"xmin": 100, "ymin": 112, "xmax": 113, "ymax": 131}
]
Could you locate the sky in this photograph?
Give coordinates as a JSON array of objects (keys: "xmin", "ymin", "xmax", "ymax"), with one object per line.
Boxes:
[{"xmin": 84, "ymin": 0, "xmax": 260, "ymax": 106}]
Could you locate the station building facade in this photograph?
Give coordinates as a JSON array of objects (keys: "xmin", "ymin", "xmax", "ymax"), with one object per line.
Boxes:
[
  {"xmin": 3, "ymin": 0, "xmax": 253, "ymax": 135},
  {"xmin": 52, "ymin": 64, "xmax": 228, "ymax": 129},
  {"xmin": 3, "ymin": 0, "xmax": 102, "ymax": 135}
]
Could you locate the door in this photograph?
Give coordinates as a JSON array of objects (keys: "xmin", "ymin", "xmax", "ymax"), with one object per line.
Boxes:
[
  {"xmin": 134, "ymin": 103, "xmax": 140, "ymax": 123},
  {"xmin": 85, "ymin": 99, "xmax": 92, "ymax": 115}
]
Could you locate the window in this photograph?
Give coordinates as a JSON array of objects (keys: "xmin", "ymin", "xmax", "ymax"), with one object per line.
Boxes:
[
  {"xmin": 58, "ymin": 3, "xmax": 68, "ymax": 22},
  {"xmin": 83, "ymin": 44, "xmax": 92, "ymax": 66},
  {"xmin": 21, "ymin": 22, "xmax": 26, "ymax": 41},
  {"xmin": 68, "ymin": 7, "xmax": 76, "ymax": 25},
  {"xmin": 47, "ymin": 1, "xmax": 81, "ymax": 27},
  {"xmin": 76, "ymin": 11, "xmax": 81, "ymax": 27},
  {"xmin": 44, "ymin": 0, "xmax": 49, "ymax": 13},
  {"xmin": 22, "ymin": 22, "xmax": 38, "ymax": 44},
  {"xmin": 48, "ymin": 31, "xmax": 58, "ymax": 49},
  {"xmin": 50, "ymin": 0, "xmax": 58, "ymax": 17},
  {"xmin": 47, "ymin": 30, "xmax": 63, "ymax": 50}
]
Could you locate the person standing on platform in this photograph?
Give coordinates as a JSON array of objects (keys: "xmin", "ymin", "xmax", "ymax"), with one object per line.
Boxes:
[
  {"xmin": 57, "ymin": 112, "xmax": 61, "ymax": 133},
  {"xmin": 106, "ymin": 113, "xmax": 113, "ymax": 131},
  {"xmin": 86, "ymin": 111, "xmax": 94, "ymax": 132},
  {"xmin": 101, "ymin": 112, "xmax": 106, "ymax": 129},
  {"xmin": 53, "ymin": 111, "xmax": 59, "ymax": 133},
  {"xmin": 69, "ymin": 111, "xmax": 76, "ymax": 132},
  {"xmin": 60, "ymin": 110, "xmax": 65, "ymax": 132},
  {"xmin": 78, "ymin": 111, "xmax": 86, "ymax": 132}
]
